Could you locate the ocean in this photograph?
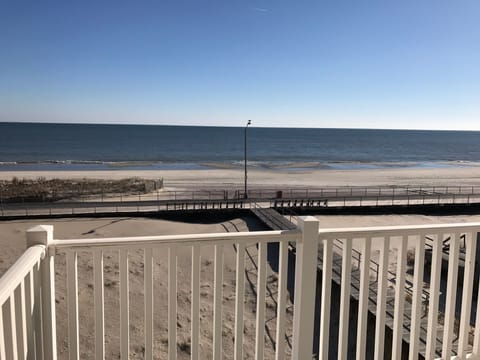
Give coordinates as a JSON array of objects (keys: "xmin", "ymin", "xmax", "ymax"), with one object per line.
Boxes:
[{"xmin": 1, "ymin": 122, "xmax": 480, "ymax": 171}]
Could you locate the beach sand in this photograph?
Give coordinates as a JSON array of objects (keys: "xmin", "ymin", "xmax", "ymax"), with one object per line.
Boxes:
[{"xmin": 2, "ymin": 165, "xmax": 480, "ymax": 189}]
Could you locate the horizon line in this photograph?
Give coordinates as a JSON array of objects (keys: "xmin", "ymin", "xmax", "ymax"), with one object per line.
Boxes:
[{"xmin": 1, "ymin": 120, "xmax": 479, "ymax": 132}]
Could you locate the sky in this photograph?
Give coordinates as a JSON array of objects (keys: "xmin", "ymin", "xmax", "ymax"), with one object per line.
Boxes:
[{"xmin": 0, "ymin": 0, "xmax": 479, "ymax": 130}]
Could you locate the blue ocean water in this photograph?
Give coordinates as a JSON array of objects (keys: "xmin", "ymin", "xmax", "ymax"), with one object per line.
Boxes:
[{"xmin": 1, "ymin": 122, "xmax": 480, "ymax": 171}]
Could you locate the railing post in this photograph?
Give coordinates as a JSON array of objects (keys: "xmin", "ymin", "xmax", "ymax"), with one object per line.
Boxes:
[
  {"xmin": 292, "ymin": 216, "xmax": 319, "ymax": 359},
  {"xmin": 473, "ymin": 232, "xmax": 480, "ymax": 357},
  {"xmin": 27, "ymin": 225, "xmax": 57, "ymax": 360}
]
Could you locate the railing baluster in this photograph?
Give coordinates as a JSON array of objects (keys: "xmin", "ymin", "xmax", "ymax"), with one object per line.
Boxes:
[
  {"xmin": 24, "ymin": 270, "xmax": 35, "ymax": 360},
  {"xmin": 144, "ymin": 248, "xmax": 154, "ymax": 360},
  {"xmin": 392, "ymin": 236, "xmax": 407, "ymax": 360},
  {"xmin": 276, "ymin": 240, "xmax": 289, "ymax": 360},
  {"xmin": 14, "ymin": 280, "xmax": 27, "ymax": 360},
  {"xmin": 374, "ymin": 236, "xmax": 390, "ymax": 360},
  {"xmin": 425, "ymin": 234, "xmax": 443, "ymax": 359},
  {"xmin": 356, "ymin": 237, "xmax": 371, "ymax": 360},
  {"xmin": 66, "ymin": 251, "xmax": 79, "ymax": 360},
  {"xmin": 119, "ymin": 249, "xmax": 129, "ymax": 360},
  {"xmin": 338, "ymin": 238, "xmax": 352, "ymax": 360},
  {"xmin": 213, "ymin": 244, "xmax": 224, "ymax": 360},
  {"xmin": 4, "ymin": 295, "xmax": 18, "ymax": 360},
  {"xmin": 318, "ymin": 236, "xmax": 333, "ymax": 358},
  {"xmin": 458, "ymin": 232, "xmax": 476, "ymax": 357},
  {"xmin": 191, "ymin": 245, "xmax": 200, "ymax": 360},
  {"xmin": 442, "ymin": 233, "xmax": 459, "ymax": 358},
  {"xmin": 0, "ymin": 305, "xmax": 6, "ymax": 359},
  {"xmin": 409, "ymin": 234, "xmax": 425, "ymax": 360},
  {"xmin": 255, "ymin": 242, "xmax": 267, "ymax": 360},
  {"xmin": 32, "ymin": 262, "xmax": 43, "ymax": 360},
  {"xmin": 168, "ymin": 245, "xmax": 177, "ymax": 360},
  {"xmin": 474, "ymin": 238, "xmax": 480, "ymax": 357},
  {"xmin": 234, "ymin": 243, "xmax": 245, "ymax": 360},
  {"xmin": 93, "ymin": 250, "xmax": 105, "ymax": 360}
]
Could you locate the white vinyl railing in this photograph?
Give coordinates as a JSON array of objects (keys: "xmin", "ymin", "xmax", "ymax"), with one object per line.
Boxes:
[
  {"xmin": 52, "ymin": 228, "xmax": 300, "ymax": 360},
  {"xmin": 317, "ymin": 223, "xmax": 480, "ymax": 360},
  {"xmin": 0, "ymin": 225, "xmax": 56, "ymax": 360},
  {"xmin": 2, "ymin": 220, "xmax": 480, "ymax": 359}
]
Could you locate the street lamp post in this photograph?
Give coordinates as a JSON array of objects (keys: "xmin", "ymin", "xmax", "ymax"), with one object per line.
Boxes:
[{"xmin": 244, "ymin": 120, "xmax": 252, "ymax": 199}]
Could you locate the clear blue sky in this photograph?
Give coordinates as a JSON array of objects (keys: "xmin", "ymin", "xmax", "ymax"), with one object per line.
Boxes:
[{"xmin": 1, "ymin": 0, "xmax": 479, "ymax": 130}]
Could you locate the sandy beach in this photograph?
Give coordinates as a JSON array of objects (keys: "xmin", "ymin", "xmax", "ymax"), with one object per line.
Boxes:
[
  {"xmin": 2, "ymin": 167, "xmax": 480, "ymax": 358},
  {"xmin": 2, "ymin": 165, "xmax": 480, "ymax": 190}
]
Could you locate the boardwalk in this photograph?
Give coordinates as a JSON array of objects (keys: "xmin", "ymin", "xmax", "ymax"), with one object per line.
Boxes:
[{"xmin": 2, "ymin": 185, "xmax": 480, "ymax": 218}]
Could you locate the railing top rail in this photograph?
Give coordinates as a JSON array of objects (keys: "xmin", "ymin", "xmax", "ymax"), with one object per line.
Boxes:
[
  {"xmin": 318, "ymin": 222, "xmax": 480, "ymax": 238},
  {"xmin": 52, "ymin": 229, "xmax": 300, "ymax": 251},
  {"xmin": 162, "ymin": 184, "xmax": 480, "ymax": 192},
  {"xmin": 0, "ymin": 244, "xmax": 45, "ymax": 305},
  {"xmin": 243, "ymin": 184, "xmax": 480, "ymax": 188}
]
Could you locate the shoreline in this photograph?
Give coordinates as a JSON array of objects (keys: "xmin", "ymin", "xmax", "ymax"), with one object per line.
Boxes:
[{"xmin": 1, "ymin": 159, "xmax": 480, "ymax": 172}]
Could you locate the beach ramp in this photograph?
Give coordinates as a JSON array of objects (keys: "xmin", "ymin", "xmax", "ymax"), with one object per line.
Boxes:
[{"xmin": 250, "ymin": 206, "xmax": 297, "ymax": 230}]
